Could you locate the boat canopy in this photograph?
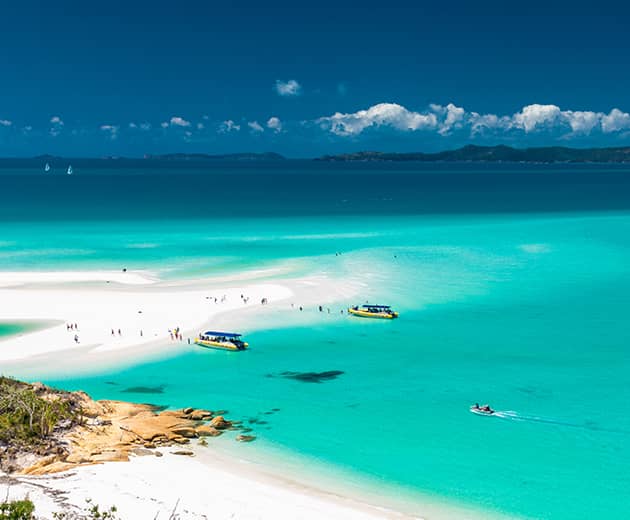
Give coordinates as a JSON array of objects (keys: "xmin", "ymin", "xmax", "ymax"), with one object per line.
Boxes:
[
  {"xmin": 203, "ymin": 331, "xmax": 242, "ymax": 338},
  {"xmin": 361, "ymin": 304, "xmax": 391, "ymax": 309}
]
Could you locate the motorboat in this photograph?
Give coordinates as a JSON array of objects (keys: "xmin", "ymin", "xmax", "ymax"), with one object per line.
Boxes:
[
  {"xmin": 195, "ymin": 331, "xmax": 248, "ymax": 351},
  {"xmin": 348, "ymin": 304, "xmax": 399, "ymax": 319}
]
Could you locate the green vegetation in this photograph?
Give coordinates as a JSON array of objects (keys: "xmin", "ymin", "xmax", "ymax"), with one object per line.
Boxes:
[
  {"xmin": 318, "ymin": 144, "xmax": 630, "ymax": 163},
  {"xmin": 0, "ymin": 378, "xmax": 74, "ymax": 446},
  {"xmin": 0, "ymin": 499, "xmax": 35, "ymax": 520},
  {"xmin": 52, "ymin": 500, "xmax": 118, "ymax": 520}
]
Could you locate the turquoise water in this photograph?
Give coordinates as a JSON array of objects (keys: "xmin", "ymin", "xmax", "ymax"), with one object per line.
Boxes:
[{"xmin": 3, "ymin": 165, "xmax": 630, "ymax": 519}]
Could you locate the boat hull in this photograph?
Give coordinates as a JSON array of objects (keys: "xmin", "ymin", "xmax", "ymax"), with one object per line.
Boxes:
[
  {"xmin": 194, "ymin": 339, "xmax": 248, "ymax": 351},
  {"xmin": 470, "ymin": 408, "xmax": 495, "ymax": 416},
  {"xmin": 348, "ymin": 308, "xmax": 399, "ymax": 319}
]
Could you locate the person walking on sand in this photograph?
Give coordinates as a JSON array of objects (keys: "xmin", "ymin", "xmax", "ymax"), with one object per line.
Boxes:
[
  {"xmin": 111, "ymin": 329, "xmax": 115, "ymax": 336},
  {"xmin": 118, "ymin": 328, "xmax": 122, "ymax": 336},
  {"xmin": 74, "ymin": 334, "xmax": 79, "ymax": 344}
]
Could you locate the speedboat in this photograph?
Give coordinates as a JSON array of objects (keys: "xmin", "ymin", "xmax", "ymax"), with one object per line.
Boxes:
[
  {"xmin": 470, "ymin": 404, "xmax": 495, "ymax": 416},
  {"xmin": 195, "ymin": 331, "xmax": 248, "ymax": 351},
  {"xmin": 348, "ymin": 304, "xmax": 399, "ymax": 319}
]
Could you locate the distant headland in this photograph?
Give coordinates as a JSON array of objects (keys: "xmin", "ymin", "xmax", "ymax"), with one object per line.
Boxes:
[
  {"xmin": 5, "ymin": 145, "xmax": 630, "ymax": 164},
  {"xmin": 316, "ymin": 145, "xmax": 630, "ymax": 163}
]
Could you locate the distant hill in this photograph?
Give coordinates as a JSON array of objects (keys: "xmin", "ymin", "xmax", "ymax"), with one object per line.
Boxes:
[
  {"xmin": 317, "ymin": 145, "xmax": 630, "ymax": 163},
  {"xmin": 143, "ymin": 152, "xmax": 285, "ymax": 161}
]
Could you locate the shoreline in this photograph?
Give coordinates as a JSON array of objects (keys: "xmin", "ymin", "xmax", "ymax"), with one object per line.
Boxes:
[{"xmin": 0, "ymin": 268, "xmax": 499, "ymax": 520}]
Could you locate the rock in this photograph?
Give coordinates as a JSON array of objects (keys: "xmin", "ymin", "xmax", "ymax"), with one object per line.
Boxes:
[
  {"xmin": 208, "ymin": 415, "xmax": 231, "ymax": 430},
  {"xmin": 131, "ymin": 448, "xmax": 155, "ymax": 457},
  {"xmin": 190, "ymin": 409, "xmax": 213, "ymax": 421},
  {"xmin": 154, "ymin": 451, "xmax": 163, "ymax": 457},
  {"xmin": 172, "ymin": 450, "xmax": 194, "ymax": 456},
  {"xmin": 195, "ymin": 425, "xmax": 222, "ymax": 437},
  {"xmin": 171, "ymin": 426, "xmax": 198, "ymax": 438},
  {"xmin": 144, "ymin": 442, "xmax": 156, "ymax": 449},
  {"xmin": 182, "ymin": 407, "xmax": 194, "ymax": 415},
  {"xmin": 172, "ymin": 436, "xmax": 190, "ymax": 444},
  {"xmin": 235, "ymin": 435, "xmax": 256, "ymax": 443},
  {"xmin": 214, "ymin": 409, "xmax": 228, "ymax": 415},
  {"xmin": 32, "ymin": 382, "xmax": 47, "ymax": 393}
]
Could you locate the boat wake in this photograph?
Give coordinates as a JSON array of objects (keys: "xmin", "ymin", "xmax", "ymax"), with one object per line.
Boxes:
[{"xmin": 490, "ymin": 410, "xmax": 629, "ymax": 435}]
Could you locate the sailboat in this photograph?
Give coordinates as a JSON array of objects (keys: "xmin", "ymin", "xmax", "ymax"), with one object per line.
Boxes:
[
  {"xmin": 44, "ymin": 162, "xmax": 51, "ymax": 172},
  {"xmin": 66, "ymin": 165, "xmax": 73, "ymax": 175}
]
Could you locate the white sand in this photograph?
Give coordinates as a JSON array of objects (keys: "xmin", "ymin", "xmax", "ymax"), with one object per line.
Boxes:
[
  {"xmin": 0, "ymin": 271, "xmax": 291, "ymax": 363},
  {"xmin": 0, "ymin": 269, "xmax": 421, "ymax": 519},
  {"xmin": 2, "ymin": 447, "xmax": 416, "ymax": 519}
]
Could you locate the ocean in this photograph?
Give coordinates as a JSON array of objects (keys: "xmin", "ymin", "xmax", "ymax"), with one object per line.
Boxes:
[{"xmin": 2, "ymin": 162, "xmax": 630, "ymax": 519}]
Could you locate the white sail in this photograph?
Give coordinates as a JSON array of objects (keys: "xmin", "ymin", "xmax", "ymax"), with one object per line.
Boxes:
[
  {"xmin": 67, "ymin": 165, "xmax": 73, "ymax": 175},
  {"xmin": 44, "ymin": 162, "xmax": 50, "ymax": 172}
]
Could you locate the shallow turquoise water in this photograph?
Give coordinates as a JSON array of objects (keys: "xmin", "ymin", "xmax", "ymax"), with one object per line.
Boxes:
[{"xmin": 3, "ymin": 165, "xmax": 630, "ymax": 519}]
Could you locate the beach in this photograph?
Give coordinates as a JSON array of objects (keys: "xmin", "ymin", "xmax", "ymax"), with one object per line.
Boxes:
[{"xmin": 0, "ymin": 269, "xmax": 420, "ymax": 519}]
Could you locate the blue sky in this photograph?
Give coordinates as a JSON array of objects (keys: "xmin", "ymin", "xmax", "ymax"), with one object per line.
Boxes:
[{"xmin": 1, "ymin": 0, "xmax": 629, "ymax": 157}]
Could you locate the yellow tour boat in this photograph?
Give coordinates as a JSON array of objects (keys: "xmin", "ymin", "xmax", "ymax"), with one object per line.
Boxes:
[
  {"xmin": 348, "ymin": 304, "xmax": 399, "ymax": 319},
  {"xmin": 195, "ymin": 331, "xmax": 249, "ymax": 351}
]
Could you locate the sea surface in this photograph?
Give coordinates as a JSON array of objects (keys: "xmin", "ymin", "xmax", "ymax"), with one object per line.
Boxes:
[{"xmin": 2, "ymin": 162, "xmax": 630, "ymax": 519}]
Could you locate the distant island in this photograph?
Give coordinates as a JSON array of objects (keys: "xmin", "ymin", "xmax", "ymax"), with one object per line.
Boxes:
[
  {"xmin": 316, "ymin": 145, "xmax": 630, "ymax": 163},
  {"xmin": 7, "ymin": 146, "xmax": 630, "ymax": 164}
]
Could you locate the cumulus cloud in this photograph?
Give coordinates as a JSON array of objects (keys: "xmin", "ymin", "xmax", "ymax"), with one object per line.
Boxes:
[
  {"xmin": 317, "ymin": 103, "xmax": 438, "ymax": 136},
  {"xmin": 275, "ymin": 79, "xmax": 301, "ymax": 97},
  {"xmin": 196, "ymin": 122, "xmax": 205, "ymax": 130},
  {"xmin": 100, "ymin": 124, "xmax": 119, "ymax": 139},
  {"xmin": 49, "ymin": 115, "xmax": 64, "ymax": 136},
  {"xmin": 248, "ymin": 121, "xmax": 264, "ymax": 133},
  {"xmin": 266, "ymin": 116, "xmax": 282, "ymax": 133},
  {"xmin": 601, "ymin": 108, "xmax": 630, "ymax": 133},
  {"xmin": 160, "ymin": 121, "xmax": 169, "ymax": 129},
  {"xmin": 219, "ymin": 120, "xmax": 240, "ymax": 133},
  {"xmin": 0, "ymin": 119, "xmax": 12, "ymax": 127},
  {"xmin": 511, "ymin": 104, "xmax": 562, "ymax": 132},
  {"xmin": 317, "ymin": 102, "xmax": 630, "ymax": 139},
  {"xmin": 169, "ymin": 116, "xmax": 191, "ymax": 127}
]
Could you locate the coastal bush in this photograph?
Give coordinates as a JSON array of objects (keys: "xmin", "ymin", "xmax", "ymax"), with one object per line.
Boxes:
[
  {"xmin": 0, "ymin": 498, "xmax": 35, "ymax": 520},
  {"xmin": 0, "ymin": 377, "xmax": 74, "ymax": 445},
  {"xmin": 52, "ymin": 500, "xmax": 118, "ymax": 519}
]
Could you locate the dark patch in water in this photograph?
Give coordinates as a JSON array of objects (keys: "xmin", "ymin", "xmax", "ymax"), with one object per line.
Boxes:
[
  {"xmin": 144, "ymin": 403, "xmax": 169, "ymax": 412},
  {"xmin": 105, "ymin": 381, "xmax": 118, "ymax": 386},
  {"xmin": 121, "ymin": 385, "xmax": 166, "ymax": 394},
  {"xmin": 271, "ymin": 408, "xmax": 281, "ymax": 412},
  {"xmin": 270, "ymin": 370, "xmax": 345, "ymax": 383},
  {"xmin": 263, "ymin": 411, "xmax": 274, "ymax": 415},
  {"xmin": 248, "ymin": 418, "xmax": 259, "ymax": 424}
]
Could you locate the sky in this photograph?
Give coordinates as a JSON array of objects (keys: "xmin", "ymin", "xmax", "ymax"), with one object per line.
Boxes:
[{"xmin": 1, "ymin": 0, "xmax": 630, "ymax": 157}]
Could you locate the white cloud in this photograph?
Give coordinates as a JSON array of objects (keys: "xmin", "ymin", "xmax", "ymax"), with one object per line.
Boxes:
[
  {"xmin": 275, "ymin": 79, "xmax": 301, "ymax": 97},
  {"xmin": 601, "ymin": 108, "xmax": 630, "ymax": 133},
  {"xmin": 431, "ymin": 103, "xmax": 466, "ymax": 135},
  {"xmin": 563, "ymin": 110, "xmax": 601, "ymax": 134},
  {"xmin": 266, "ymin": 116, "xmax": 283, "ymax": 133},
  {"xmin": 50, "ymin": 116, "xmax": 63, "ymax": 125},
  {"xmin": 248, "ymin": 121, "xmax": 264, "ymax": 133},
  {"xmin": 100, "ymin": 124, "xmax": 119, "ymax": 139},
  {"xmin": 128, "ymin": 122, "xmax": 137, "ymax": 129},
  {"xmin": 512, "ymin": 104, "xmax": 562, "ymax": 132},
  {"xmin": 196, "ymin": 122, "xmax": 205, "ymax": 130},
  {"xmin": 169, "ymin": 116, "xmax": 191, "ymax": 127},
  {"xmin": 160, "ymin": 121, "xmax": 169, "ymax": 129},
  {"xmin": 140, "ymin": 122, "xmax": 152, "ymax": 131},
  {"xmin": 0, "ymin": 119, "xmax": 12, "ymax": 127},
  {"xmin": 317, "ymin": 103, "xmax": 437, "ymax": 136},
  {"xmin": 317, "ymin": 102, "xmax": 630, "ymax": 139},
  {"xmin": 219, "ymin": 120, "xmax": 240, "ymax": 133}
]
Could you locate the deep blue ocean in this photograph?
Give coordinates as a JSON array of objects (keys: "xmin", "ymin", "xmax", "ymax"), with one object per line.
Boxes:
[{"xmin": 2, "ymin": 161, "xmax": 630, "ymax": 519}]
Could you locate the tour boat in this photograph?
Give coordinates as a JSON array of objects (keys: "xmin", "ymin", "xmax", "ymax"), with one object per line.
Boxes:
[
  {"xmin": 348, "ymin": 304, "xmax": 399, "ymax": 319},
  {"xmin": 195, "ymin": 331, "xmax": 248, "ymax": 351}
]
